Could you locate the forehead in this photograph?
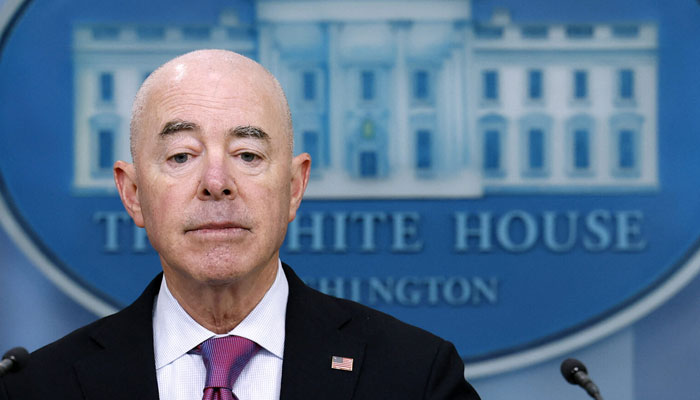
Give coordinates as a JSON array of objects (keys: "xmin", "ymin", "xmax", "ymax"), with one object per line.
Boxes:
[{"xmin": 144, "ymin": 62, "xmax": 285, "ymax": 140}]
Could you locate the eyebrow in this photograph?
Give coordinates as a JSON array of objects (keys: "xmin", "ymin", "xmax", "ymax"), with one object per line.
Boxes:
[
  {"xmin": 230, "ymin": 125, "xmax": 270, "ymax": 142},
  {"xmin": 159, "ymin": 120, "xmax": 198, "ymax": 137},
  {"xmin": 157, "ymin": 121, "xmax": 271, "ymax": 143}
]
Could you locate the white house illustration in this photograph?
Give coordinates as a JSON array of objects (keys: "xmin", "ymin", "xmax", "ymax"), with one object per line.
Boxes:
[{"xmin": 72, "ymin": 0, "xmax": 658, "ymax": 198}]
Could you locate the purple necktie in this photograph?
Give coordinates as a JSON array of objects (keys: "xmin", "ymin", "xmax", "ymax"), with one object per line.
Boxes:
[{"xmin": 197, "ymin": 336, "xmax": 260, "ymax": 400}]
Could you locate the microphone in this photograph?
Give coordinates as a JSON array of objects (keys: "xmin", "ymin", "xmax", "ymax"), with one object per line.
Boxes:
[
  {"xmin": 560, "ymin": 358, "xmax": 603, "ymax": 400},
  {"xmin": 0, "ymin": 347, "xmax": 29, "ymax": 377}
]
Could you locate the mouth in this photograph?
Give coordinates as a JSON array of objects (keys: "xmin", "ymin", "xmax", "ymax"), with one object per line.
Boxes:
[{"xmin": 185, "ymin": 222, "xmax": 251, "ymax": 236}]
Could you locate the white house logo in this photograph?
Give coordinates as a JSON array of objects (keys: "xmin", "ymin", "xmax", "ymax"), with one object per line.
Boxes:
[
  {"xmin": 1, "ymin": 0, "xmax": 697, "ymax": 378},
  {"xmin": 72, "ymin": 3, "xmax": 658, "ymax": 198}
]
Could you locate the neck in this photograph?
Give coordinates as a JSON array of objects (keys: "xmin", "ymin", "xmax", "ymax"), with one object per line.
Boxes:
[{"xmin": 163, "ymin": 262, "xmax": 278, "ymax": 334}]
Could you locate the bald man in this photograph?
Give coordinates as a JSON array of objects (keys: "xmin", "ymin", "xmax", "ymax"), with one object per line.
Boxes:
[{"xmin": 0, "ymin": 50, "xmax": 480, "ymax": 400}]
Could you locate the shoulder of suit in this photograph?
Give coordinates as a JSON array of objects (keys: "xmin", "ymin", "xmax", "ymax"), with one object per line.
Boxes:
[
  {"xmin": 307, "ymin": 282, "xmax": 446, "ymax": 345},
  {"xmin": 13, "ymin": 304, "xmax": 125, "ymax": 376},
  {"xmin": 284, "ymin": 263, "xmax": 447, "ymax": 346},
  {"xmin": 10, "ymin": 273, "xmax": 162, "ymax": 377}
]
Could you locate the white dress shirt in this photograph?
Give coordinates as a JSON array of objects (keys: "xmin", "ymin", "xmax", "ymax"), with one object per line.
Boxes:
[{"xmin": 153, "ymin": 261, "xmax": 288, "ymax": 400}]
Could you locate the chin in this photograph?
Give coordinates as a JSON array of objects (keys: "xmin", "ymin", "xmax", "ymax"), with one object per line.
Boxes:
[
  {"xmin": 164, "ymin": 244, "xmax": 274, "ymax": 285},
  {"xmin": 193, "ymin": 261, "xmax": 250, "ymax": 283},
  {"xmin": 198, "ymin": 273, "xmax": 246, "ymax": 287},
  {"xmin": 195, "ymin": 253, "xmax": 267, "ymax": 282}
]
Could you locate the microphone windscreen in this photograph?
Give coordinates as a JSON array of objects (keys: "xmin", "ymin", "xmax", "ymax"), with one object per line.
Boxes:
[
  {"xmin": 2, "ymin": 347, "xmax": 29, "ymax": 372},
  {"xmin": 560, "ymin": 358, "xmax": 588, "ymax": 384}
]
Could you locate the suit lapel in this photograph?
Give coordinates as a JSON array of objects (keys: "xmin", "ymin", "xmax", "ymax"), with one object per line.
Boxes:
[
  {"xmin": 280, "ymin": 265, "xmax": 365, "ymax": 400},
  {"xmin": 68, "ymin": 266, "xmax": 365, "ymax": 400},
  {"xmin": 73, "ymin": 275, "xmax": 162, "ymax": 400}
]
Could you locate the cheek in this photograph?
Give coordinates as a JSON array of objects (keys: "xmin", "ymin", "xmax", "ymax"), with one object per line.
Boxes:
[
  {"xmin": 140, "ymin": 182, "xmax": 181, "ymax": 231},
  {"xmin": 248, "ymin": 177, "xmax": 290, "ymax": 228}
]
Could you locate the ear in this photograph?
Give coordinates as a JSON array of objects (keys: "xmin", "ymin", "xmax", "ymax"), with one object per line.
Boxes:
[
  {"xmin": 288, "ymin": 152, "xmax": 311, "ymax": 222},
  {"xmin": 113, "ymin": 160, "xmax": 145, "ymax": 228}
]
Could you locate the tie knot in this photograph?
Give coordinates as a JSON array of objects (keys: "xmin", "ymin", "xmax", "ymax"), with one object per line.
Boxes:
[{"xmin": 199, "ymin": 336, "xmax": 260, "ymax": 391}]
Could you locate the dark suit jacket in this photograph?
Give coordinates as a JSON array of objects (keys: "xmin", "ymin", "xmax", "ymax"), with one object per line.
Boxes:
[{"xmin": 0, "ymin": 264, "xmax": 480, "ymax": 399}]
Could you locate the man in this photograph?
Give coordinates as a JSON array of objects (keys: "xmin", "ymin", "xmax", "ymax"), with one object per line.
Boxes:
[{"xmin": 0, "ymin": 50, "xmax": 480, "ymax": 399}]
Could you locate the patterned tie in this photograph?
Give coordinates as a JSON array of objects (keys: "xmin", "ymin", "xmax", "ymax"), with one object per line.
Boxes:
[{"xmin": 197, "ymin": 336, "xmax": 260, "ymax": 400}]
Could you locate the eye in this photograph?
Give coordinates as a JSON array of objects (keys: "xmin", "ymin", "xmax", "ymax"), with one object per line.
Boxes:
[
  {"xmin": 170, "ymin": 153, "xmax": 190, "ymax": 164},
  {"xmin": 240, "ymin": 152, "xmax": 258, "ymax": 162}
]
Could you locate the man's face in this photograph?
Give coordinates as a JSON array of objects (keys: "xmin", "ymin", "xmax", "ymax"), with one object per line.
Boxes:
[{"xmin": 118, "ymin": 61, "xmax": 307, "ymax": 286}]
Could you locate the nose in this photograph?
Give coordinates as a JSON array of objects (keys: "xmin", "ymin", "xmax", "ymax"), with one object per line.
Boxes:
[{"xmin": 197, "ymin": 154, "xmax": 236, "ymax": 200}]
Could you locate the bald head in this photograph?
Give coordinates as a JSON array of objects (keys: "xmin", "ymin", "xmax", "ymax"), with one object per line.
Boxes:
[{"xmin": 129, "ymin": 49, "xmax": 293, "ymax": 163}]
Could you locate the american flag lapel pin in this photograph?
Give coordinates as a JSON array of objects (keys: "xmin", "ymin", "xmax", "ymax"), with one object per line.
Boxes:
[{"xmin": 331, "ymin": 355, "xmax": 354, "ymax": 371}]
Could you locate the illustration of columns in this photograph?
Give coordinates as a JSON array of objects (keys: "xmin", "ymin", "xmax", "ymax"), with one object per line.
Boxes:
[
  {"xmin": 452, "ymin": 23, "xmax": 468, "ymax": 169},
  {"xmin": 443, "ymin": 50, "xmax": 458, "ymax": 173},
  {"xmin": 327, "ymin": 22, "xmax": 344, "ymax": 176},
  {"xmin": 461, "ymin": 20, "xmax": 479, "ymax": 174},
  {"xmin": 257, "ymin": 23, "xmax": 277, "ymax": 77},
  {"xmin": 391, "ymin": 21, "xmax": 411, "ymax": 176}
]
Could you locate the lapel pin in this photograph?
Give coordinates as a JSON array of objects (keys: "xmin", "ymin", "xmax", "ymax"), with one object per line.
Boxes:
[{"xmin": 331, "ymin": 355, "xmax": 354, "ymax": 371}]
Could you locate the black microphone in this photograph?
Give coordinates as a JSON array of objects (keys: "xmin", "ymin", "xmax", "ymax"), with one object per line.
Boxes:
[
  {"xmin": 560, "ymin": 358, "xmax": 603, "ymax": 400},
  {"xmin": 0, "ymin": 347, "xmax": 29, "ymax": 377}
]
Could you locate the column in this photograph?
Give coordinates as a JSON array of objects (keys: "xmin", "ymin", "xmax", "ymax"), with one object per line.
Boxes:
[
  {"xmin": 391, "ymin": 21, "xmax": 412, "ymax": 175},
  {"xmin": 327, "ymin": 22, "xmax": 344, "ymax": 176}
]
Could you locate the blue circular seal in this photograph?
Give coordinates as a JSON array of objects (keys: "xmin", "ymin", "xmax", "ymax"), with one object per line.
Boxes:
[{"xmin": 1, "ymin": 0, "xmax": 699, "ymax": 377}]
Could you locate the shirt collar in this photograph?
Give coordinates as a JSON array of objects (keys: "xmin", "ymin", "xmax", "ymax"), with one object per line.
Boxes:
[{"xmin": 153, "ymin": 261, "xmax": 288, "ymax": 369}]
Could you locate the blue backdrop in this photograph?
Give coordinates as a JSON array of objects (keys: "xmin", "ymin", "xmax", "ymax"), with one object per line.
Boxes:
[{"xmin": 1, "ymin": 0, "xmax": 700, "ymax": 398}]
